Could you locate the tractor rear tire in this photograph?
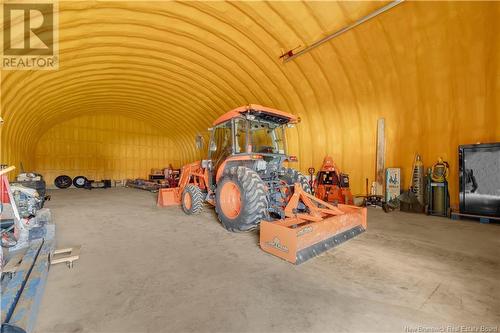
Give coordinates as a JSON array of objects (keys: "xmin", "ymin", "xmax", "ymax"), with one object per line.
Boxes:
[
  {"xmin": 182, "ymin": 184, "xmax": 204, "ymax": 215},
  {"xmin": 282, "ymin": 168, "xmax": 312, "ymax": 194},
  {"xmin": 215, "ymin": 166, "xmax": 268, "ymax": 232}
]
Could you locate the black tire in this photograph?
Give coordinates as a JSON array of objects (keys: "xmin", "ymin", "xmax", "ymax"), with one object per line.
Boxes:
[
  {"xmin": 54, "ymin": 175, "xmax": 72, "ymax": 189},
  {"xmin": 215, "ymin": 166, "xmax": 268, "ymax": 232},
  {"xmin": 73, "ymin": 176, "xmax": 88, "ymax": 188},
  {"xmin": 181, "ymin": 184, "xmax": 204, "ymax": 215},
  {"xmin": 281, "ymin": 168, "xmax": 312, "ymax": 194}
]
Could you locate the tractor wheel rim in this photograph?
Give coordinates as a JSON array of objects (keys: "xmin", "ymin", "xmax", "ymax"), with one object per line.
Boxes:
[
  {"xmin": 220, "ymin": 181, "xmax": 241, "ymax": 219},
  {"xmin": 184, "ymin": 193, "xmax": 192, "ymax": 210}
]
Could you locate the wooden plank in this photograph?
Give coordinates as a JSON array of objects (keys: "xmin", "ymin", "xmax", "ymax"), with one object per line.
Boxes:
[
  {"xmin": 0, "ymin": 166, "xmax": 15, "ymax": 176},
  {"xmin": 53, "ymin": 247, "xmax": 75, "ymax": 254},
  {"xmin": 50, "ymin": 246, "xmax": 81, "ymax": 267},
  {"xmin": 375, "ymin": 118, "xmax": 385, "ymax": 196}
]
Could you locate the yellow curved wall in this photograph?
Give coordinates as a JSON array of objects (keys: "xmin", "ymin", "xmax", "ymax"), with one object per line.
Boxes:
[
  {"xmin": 1, "ymin": 1, "xmax": 499, "ymax": 204},
  {"xmin": 34, "ymin": 114, "xmax": 179, "ymax": 185}
]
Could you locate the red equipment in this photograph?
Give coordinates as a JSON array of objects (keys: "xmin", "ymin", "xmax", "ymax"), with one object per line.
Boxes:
[
  {"xmin": 313, "ymin": 156, "xmax": 354, "ymax": 205},
  {"xmin": 1, "ymin": 166, "xmax": 21, "ymax": 245}
]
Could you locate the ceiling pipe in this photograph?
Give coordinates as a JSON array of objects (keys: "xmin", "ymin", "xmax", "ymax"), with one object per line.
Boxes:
[{"xmin": 283, "ymin": 0, "xmax": 404, "ymax": 63}]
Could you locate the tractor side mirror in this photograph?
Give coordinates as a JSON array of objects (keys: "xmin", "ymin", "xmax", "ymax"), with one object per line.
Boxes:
[
  {"xmin": 195, "ymin": 134, "xmax": 204, "ymax": 150},
  {"xmin": 207, "ymin": 127, "xmax": 217, "ymax": 152}
]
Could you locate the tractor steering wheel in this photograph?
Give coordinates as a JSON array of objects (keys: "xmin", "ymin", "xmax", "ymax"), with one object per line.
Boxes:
[{"xmin": 258, "ymin": 146, "xmax": 275, "ymax": 153}]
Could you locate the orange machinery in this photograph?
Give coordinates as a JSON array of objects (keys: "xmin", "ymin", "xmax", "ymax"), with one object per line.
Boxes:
[
  {"xmin": 158, "ymin": 105, "xmax": 366, "ymax": 264},
  {"xmin": 259, "ymin": 184, "xmax": 366, "ymax": 264},
  {"xmin": 311, "ymin": 156, "xmax": 354, "ymax": 205}
]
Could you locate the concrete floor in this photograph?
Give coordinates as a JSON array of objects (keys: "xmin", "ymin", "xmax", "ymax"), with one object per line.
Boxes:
[{"xmin": 36, "ymin": 188, "xmax": 500, "ymax": 333}]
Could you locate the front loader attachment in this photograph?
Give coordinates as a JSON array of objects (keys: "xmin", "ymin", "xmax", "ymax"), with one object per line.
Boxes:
[
  {"xmin": 157, "ymin": 161, "xmax": 207, "ymax": 207},
  {"xmin": 260, "ymin": 184, "xmax": 367, "ymax": 264},
  {"xmin": 157, "ymin": 187, "xmax": 181, "ymax": 206}
]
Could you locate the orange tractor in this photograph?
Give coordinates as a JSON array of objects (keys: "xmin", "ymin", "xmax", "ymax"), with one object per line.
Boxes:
[
  {"xmin": 158, "ymin": 105, "xmax": 366, "ymax": 264},
  {"xmin": 311, "ymin": 156, "xmax": 354, "ymax": 205}
]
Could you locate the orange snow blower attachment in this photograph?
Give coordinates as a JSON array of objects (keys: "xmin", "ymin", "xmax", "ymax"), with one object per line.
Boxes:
[
  {"xmin": 260, "ymin": 183, "xmax": 366, "ymax": 264},
  {"xmin": 313, "ymin": 156, "xmax": 354, "ymax": 205}
]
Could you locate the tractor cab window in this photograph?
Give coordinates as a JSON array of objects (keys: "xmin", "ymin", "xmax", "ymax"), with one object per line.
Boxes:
[
  {"xmin": 209, "ymin": 121, "xmax": 232, "ymax": 170},
  {"xmin": 234, "ymin": 118, "xmax": 248, "ymax": 154},
  {"xmin": 249, "ymin": 121, "xmax": 286, "ymax": 155}
]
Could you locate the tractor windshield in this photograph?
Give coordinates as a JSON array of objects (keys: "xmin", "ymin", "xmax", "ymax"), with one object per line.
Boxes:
[{"xmin": 248, "ymin": 120, "xmax": 286, "ymax": 155}]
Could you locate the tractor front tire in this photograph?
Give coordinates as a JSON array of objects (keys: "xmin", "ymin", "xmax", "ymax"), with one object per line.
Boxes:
[
  {"xmin": 282, "ymin": 168, "xmax": 312, "ymax": 194},
  {"xmin": 182, "ymin": 184, "xmax": 204, "ymax": 215},
  {"xmin": 215, "ymin": 166, "xmax": 268, "ymax": 232}
]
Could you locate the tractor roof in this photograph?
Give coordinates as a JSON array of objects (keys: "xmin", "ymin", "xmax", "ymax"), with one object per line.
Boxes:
[{"xmin": 213, "ymin": 104, "xmax": 299, "ymax": 126}]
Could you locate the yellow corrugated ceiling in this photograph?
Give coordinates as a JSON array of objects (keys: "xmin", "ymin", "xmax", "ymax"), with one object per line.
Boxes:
[{"xmin": 1, "ymin": 1, "xmax": 499, "ymax": 203}]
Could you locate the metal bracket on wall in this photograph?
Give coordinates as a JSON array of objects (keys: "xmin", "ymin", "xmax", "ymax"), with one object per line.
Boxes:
[{"xmin": 281, "ymin": 0, "xmax": 404, "ymax": 63}]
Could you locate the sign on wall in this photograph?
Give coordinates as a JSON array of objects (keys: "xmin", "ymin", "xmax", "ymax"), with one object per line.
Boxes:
[{"xmin": 386, "ymin": 168, "xmax": 401, "ymax": 202}]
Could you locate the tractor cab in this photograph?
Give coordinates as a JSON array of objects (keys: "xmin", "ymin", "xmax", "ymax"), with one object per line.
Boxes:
[{"xmin": 208, "ymin": 105, "xmax": 298, "ymax": 181}]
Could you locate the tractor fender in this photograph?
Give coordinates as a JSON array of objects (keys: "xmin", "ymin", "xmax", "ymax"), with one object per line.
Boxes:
[{"xmin": 215, "ymin": 155, "xmax": 262, "ymax": 183}]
